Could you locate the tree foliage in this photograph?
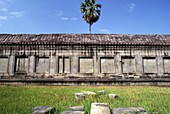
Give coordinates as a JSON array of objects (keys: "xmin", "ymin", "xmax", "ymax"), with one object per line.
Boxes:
[{"xmin": 80, "ymin": 0, "xmax": 102, "ymax": 33}]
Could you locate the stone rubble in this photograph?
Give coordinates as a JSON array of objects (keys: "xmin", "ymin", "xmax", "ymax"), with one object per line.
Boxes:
[
  {"xmin": 90, "ymin": 103, "xmax": 110, "ymax": 114},
  {"xmin": 32, "ymin": 106, "xmax": 56, "ymax": 114},
  {"xmin": 82, "ymin": 91, "xmax": 96, "ymax": 96},
  {"xmin": 68, "ymin": 106, "xmax": 84, "ymax": 111},
  {"xmin": 61, "ymin": 106, "xmax": 85, "ymax": 114},
  {"xmin": 32, "ymin": 91, "xmax": 149, "ymax": 114},
  {"xmin": 61, "ymin": 111, "xmax": 85, "ymax": 114},
  {"xmin": 75, "ymin": 93, "xmax": 86, "ymax": 100},
  {"xmin": 109, "ymin": 94, "xmax": 118, "ymax": 99},
  {"xmin": 97, "ymin": 90, "xmax": 106, "ymax": 95},
  {"xmin": 112, "ymin": 107, "xmax": 147, "ymax": 114}
]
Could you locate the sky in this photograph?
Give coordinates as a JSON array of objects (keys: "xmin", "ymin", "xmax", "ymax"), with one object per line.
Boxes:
[{"xmin": 0, "ymin": 0, "xmax": 170, "ymax": 34}]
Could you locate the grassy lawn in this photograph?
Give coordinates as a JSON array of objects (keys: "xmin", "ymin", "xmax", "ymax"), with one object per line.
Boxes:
[{"xmin": 0, "ymin": 85, "xmax": 170, "ymax": 114}]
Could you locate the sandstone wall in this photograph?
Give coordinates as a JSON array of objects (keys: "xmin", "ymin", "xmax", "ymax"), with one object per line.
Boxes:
[{"xmin": 0, "ymin": 45, "xmax": 170, "ymax": 78}]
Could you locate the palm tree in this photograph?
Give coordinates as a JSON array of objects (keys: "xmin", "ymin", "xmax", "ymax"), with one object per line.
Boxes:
[{"xmin": 80, "ymin": 0, "xmax": 102, "ymax": 34}]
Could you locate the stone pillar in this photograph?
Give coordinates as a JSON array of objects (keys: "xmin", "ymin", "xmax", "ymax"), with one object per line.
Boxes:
[
  {"xmin": 56, "ymin": 56, "xmax": 58, "ymax": 73},
  {"xmin": 29, "ymin": 56, "xmax": 35, "ymax": 76},
  {"xmin": 115, "ymin": 54, "xmax": 122, "ymax": 75},
  {"xmin": 157, "ymin": 56, "xmax": 164, "ymax": 76},
  {"xmin": 8, "ymin": 55, "xmax": 15, "ymax": 75},
  {"xmin": 135, "ymin": 55, "xmax": 143, "ymax": 76},
  {"xmin": 93, "ymin": 53, "xmax": 98, "ymax": 76},
  {"xmin": 58, "ymin": 57, "xmax": 63, "ymax": 73},
  {"xmin": 71, "ymin": 55, "xmax": 78, "ymax": 74},
  {"xmin": 50, "ymin": 56, "xmax": 56, "ymax": 75}
]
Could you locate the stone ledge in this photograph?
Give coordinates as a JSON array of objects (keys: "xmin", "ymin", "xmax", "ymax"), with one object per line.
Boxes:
[
  {"xmin": 1, "ymin": 77, "xmax": 170, "ymax": 86},
  {"xmin": 1, "ymin": 78, "xmax": 170, "ymax": 82}
]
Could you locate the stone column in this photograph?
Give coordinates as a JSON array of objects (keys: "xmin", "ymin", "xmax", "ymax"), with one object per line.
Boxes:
[
  {"xmin": 93, "ymin": 52, "xmax": 98, "ymax": 76},
  {"xmin": 50, "ymin": 56, "xmax": 56, "ymax": 75},
  {"xmin": 71, "ymin": 55, "xmax": 78, "ymax": 74},
  {"xmin": 56, "ymin": 56, "xmax": 58, "ymax": 74},
  {"xmin": 115, "ymin": 54, "xmax": 122, "ymax": 75},
  {"xmin": 8, "ymin": 55, "xmax": 15, "ymax": 75},
  {"xmin": 29, "ymin": 55, "xmax": 35, "ymax": 76},
  {"xmin": 157, "ymin": 56, "xmax": 164, "ymax": 76},
  {"xmin": 135, "ymin": 55, "xmax": 143, "ymax": 76}
]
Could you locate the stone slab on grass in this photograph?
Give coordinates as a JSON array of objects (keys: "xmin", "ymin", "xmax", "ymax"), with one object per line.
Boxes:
[
  {"xmin": 32, "ymin": 106, "xmax": 56, "ymax": 114},
  {"xmin": 75, "ymin": 93, "xmax": 86, "ymax": 100},
  {"xmin": 97, "ymin": 90, "xmax": 106, "ymax": 95},
  {"xmin": 61, "ymin": 111, "xmax": 85, "ymax": 114},
  {"xmin": 109, "ymin": 94, "xmax": 118, "ymax": 99},
  {"xmin": 90, "ymin": 103, "xmax": 110, "ymax": 114},
  {"xmin": 83, "ymin": 91, "xmax": 96, "ymax": 96},
  {"xmin": 68, "ymin": 106, "xmax": 84, "ymax": 111},
  {"xmin": 112, "ymin": 107, "xmax": 147, "ymax": 114}
]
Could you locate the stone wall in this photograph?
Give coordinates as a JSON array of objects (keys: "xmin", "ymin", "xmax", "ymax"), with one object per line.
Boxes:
[{"xmin": 0, "ymin": 45, "xmax": 170, "ymax": 79}]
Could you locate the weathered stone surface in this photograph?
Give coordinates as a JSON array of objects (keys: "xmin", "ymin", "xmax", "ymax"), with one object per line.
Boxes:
[
  {"xmin": 122, "ymin": 57, "xmax": 135, "ymax": 74},
  {"xmin": 90, "ymin": 103, "xmax": 110, "ymax": 114},
  {"xmin": 36, "ymin": 58, "xmax": 49, "ymax": 74},
  {"xmin": 32, "ymin": 106, "xmax": 56, "ymax": 114},
  {"xmin": 61, "ymin": 111, "xmax": 85, "ymax": 114},
  {"xmin": 112, "ymin": 107, "xmax": 147, "ymax": 114},
  {"xmin": 75, "ymin": 93, "xmax": 86, "ymax": 100},
  {"xmin": 109, "ymin": 94, "xmax": 118, "ymax": 99},
  {"xmin": 101, "ymin": 58, "xmax": 115, "ymax": 73},
  {"xmin": 97, "ymin": 90, "xmax": 106, "ymax": 95},
  {"xmin": 68, "ymin": 106, "xmax": 84, "ymax": 111},
  {"xmin": 143, "ymin": 58, "xmax": 157, "ymax": 73},
  {"xmin": 79, "ymin": 58, "xmax": 93, "ymax": 73},
  {"xmin": 0, "ymin": 58, "xmax": 8, "ymax": 73},
  {"xmin": 83, "ymin": 91, "xmax": 96, "ymax": 96}
]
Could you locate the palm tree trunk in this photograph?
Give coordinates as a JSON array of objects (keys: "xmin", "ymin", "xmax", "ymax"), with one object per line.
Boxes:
[{"xmin": 89, "ymin": 24, "xmax": 91, "ymax": 34}]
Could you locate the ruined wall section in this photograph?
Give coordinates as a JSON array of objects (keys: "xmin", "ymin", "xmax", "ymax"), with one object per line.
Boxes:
[{"xmin": 0, "ymin": 44, "xmax": 170, "ymax": 78}]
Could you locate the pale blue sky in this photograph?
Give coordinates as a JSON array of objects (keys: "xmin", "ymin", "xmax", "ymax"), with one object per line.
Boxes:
[{"xmin": 0, "ymin": 0, "xmax": 170, "ymax": 34}]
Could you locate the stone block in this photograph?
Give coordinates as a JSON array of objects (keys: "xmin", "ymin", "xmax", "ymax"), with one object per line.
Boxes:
[
  {"xmin": 75, "ymin": 93, "xmax": 86, "ymax": 100},
  {"xmin": 83, "ymin": 91, "xmax": 96, "ymax": 96},
  {"xmin": 112, "ymin": 107, "xmax": 147, "ymax": 114},
  {"xmin": 97, "ymin": 90, "xmax": 106, "ymax": 95},
  {"xmin": 68, "ymin": 106, "xmax": 84, "ymax": 111},
  {"xmin": 61, "ymin": 111, "xmax": 85, "ymax": 114},
  {"xmin": 32, "ymin": 106, "xmax": 56, "ymax": 114},
  {"xmin": 90, "ymin": 103, "xmax": 110, "ymax": 114},
  {"xmin": 109, "ymin": 94, "xmax": 118, "ymax": 99}
]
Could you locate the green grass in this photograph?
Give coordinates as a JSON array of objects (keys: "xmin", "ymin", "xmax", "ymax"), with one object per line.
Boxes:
[{"xmin": 0, "ymin": 85, "xmax": 170, "ymax": 114}]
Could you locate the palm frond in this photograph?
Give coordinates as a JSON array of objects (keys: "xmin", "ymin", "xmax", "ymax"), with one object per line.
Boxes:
[
  {"xmin": 94, "ymin": 4, "xmax": 102, "ymax": 9},
  {"xmin": 95, "ymin": 10, "xmax": 101, "ymax": 16},
  {"xmin": 92, "ymin": 0, "xmax": 96, "ymax": 4},
  {"xmin": 80, "ymin": 0, "xmax": 102, "ymax": 33}
]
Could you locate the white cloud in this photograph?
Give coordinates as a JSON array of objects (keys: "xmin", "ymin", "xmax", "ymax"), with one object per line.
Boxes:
[
  {"xmin": 59, "ymin": 17, "xmax": 78, "ymax": 21},
  {"xmin": 0, "ymin": 16, "xmax": 8, "ymax": 21},
  {"xmin": 99, "ymin": 29, "xmax": 110, "ymax": 34},
  {"xmin": 0, "ymin": 11, "xmax": 23, "ymax": 22},
  {"xmin": 10, "ymin": 11, "xmax": 23, "ymax": 18},
  {"xmin": 128, "ymin": 3, "xmax": 136, "ymax": 12}
]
